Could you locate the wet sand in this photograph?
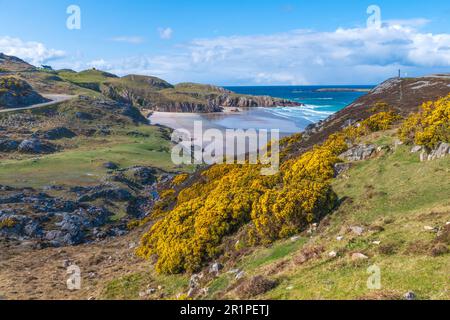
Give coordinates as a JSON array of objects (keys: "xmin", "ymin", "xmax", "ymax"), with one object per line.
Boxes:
[{"xmin": 149, "ymin": 107, "xmax": 308, "ymax": 139}]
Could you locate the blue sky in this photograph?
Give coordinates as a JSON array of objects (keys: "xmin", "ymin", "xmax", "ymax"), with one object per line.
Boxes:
[{"xmin": 1, "ymin": 0, "xmax": 450, "ymax": 85}]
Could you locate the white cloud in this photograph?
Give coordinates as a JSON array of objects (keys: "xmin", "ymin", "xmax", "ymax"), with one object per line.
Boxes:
[
  {"xmin": 158, "ymin": 27, "xmax": 173, "ymax": 40},
  {"xmin": 35, "ymin": 18, "xmax": 450, "ymax": 85},
  {"xmin": 0, "ymin": 36, "xmax": 65, "ymax": 66},
  {"xmin": 87, "ymin": 59, "xmax": 112, "ymax": 70},
  {"xmin": 104, "ymin": 21, "xmax": 446, "ymax": 85},
  {"xmin": 110, "ymin": 36, "xmax": 145, "ymax": 44}
]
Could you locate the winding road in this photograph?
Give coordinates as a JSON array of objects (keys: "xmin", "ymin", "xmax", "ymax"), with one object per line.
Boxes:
[{"xmin": 0, "ymin": 94, "xmax": 76, "ymax": 113}]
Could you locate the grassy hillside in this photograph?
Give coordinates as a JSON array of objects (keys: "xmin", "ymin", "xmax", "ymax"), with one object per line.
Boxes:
[
  {"xmin": 98, "ymin": 95, "xmax": 449, "ymax": 301},
  {"xmin": 208, "ymin": 141, "xmax": 449, "ymax": 300},
  {"xmin": 57, "ymin": 69, "xmax": 118, "ymax": 91},
  {"xmin": 5, "ymin": 71, "xmax": 102, "ymax": 97},
  {"xmin": 0, "ymin": 125, "xmax": 179, "ymax": 188},
  {"xmin": 101, "ymin": 132, "xmax": 449, "ymax": 300},
  {"xmin": 0, "ymin": 97, "xmax": 188, "ymax": 188}
]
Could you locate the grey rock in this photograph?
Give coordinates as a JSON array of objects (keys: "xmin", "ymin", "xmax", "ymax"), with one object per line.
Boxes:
[
  {"xmin": 209, "ymin": 262, "xmax": 223, "ymax": 275},
  {"xmin": 189, "ymin": 273, "xmax": 204, "ymax": 289},
  {"xmin": 41, "ymin": 127, "xmax": 76, "ymax": 140},
  {"xmin": 411, "ymin": 145, "xmax": 423, "ymax": 153},
  {"xmin": 419, "ymin": 142, "xmax": 450, "ymax": 161},
  {"xmin": 420, "ymin": 150, "xmax": 428, "ymax": 162},
  {"xmin": 18, "ymin": 139, "xmax": 56, "ymax": 154},
  {"xmin": 350, "ymin": 226, "xmax": 365, "ymax": 236},
  {"xmin": 235, "ymin": 271, "xmax": 246, "ymax": 280},
  {"xmin": 132, "ymin": 167, "xmax": 157, "ymax": 185},
  {"xmin": 428, "ymin": 142, "xmax": 450, "ymax": 161},
  {"xmin": 75, "ymin": 112, "xmax": 93, "ymax": 120},
  {"xmin": 103, "ymin": 162, "xmax": 119, "ymax": 170},
  {"xmin": 404, "ymin": 291, "xmax": 416, "ymax": 300},
  {"xmin": 339, "ymin": 144, "xmax": 376, "ymax": 162},
  {"xmin": 334, "ymin": 163, "xmax": 352, "ymax": 177}
]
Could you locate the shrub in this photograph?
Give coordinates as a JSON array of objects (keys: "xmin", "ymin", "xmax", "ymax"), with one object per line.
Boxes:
[
  {"xmin": 137, "ymin": 111, "xmax": 401, "ymax": 274},
  {"xmin": 399, "ymin": 94, "xmax": 450, "ymax": 149},
  {"xmin": 159, "ymin": 189, "xmax": 176, "ymax": 200},
  {"xmin": 0, "ymin": 217, "xmax": 17, "ymax": 229},
  {"xmin": 172, "ymin": 173, "xmax": 189, "ymax": 186},
  {"xmin": 343, "ymin": 111, "xmax": 401, "ymax": 140}
]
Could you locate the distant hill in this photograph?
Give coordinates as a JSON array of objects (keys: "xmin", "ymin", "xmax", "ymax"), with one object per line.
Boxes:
[
  {"xmin": 292, "ymin": 74, "xmax": 450, "ymax": 151},
  {"xmin": 0, "ymin": 76, "xmax": 49, "ymax": 109},
  {"xmin": 0, "ymin": 53, "xmax": 35, "ymax": 72},
  {"xmin": 0, "ymin": 53, "xmax": 301, "ymax": 112}
]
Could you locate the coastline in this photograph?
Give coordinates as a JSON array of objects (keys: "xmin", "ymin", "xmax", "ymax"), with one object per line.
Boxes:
[{"xmin": 149, "ymin": 107, "xmax": 308, "ymax": 139}]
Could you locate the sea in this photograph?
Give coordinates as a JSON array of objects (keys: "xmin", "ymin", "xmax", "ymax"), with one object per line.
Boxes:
[
  {"xmin": 149, "ymin": 85, "xmax": 373, "ymax": 138},
  {"xmin": 219, "ymin": 85, "xmax": 372, "ymax": 134}
]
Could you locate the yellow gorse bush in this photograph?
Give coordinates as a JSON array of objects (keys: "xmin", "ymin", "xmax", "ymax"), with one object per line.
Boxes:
[
  {"xmin": 172, "ymin": 173, "xmax": 190, "ymax": 186},
  {"xmin": 0, "ymin": 217, "xmax": 17, "ymax": 229},
  {"xmin": 342, "ymin": 111, "xmax": 401, "ymax": 140},
  {"xmin": 137, "ymin": 110, "xmax": 400, "ymax": 274},
  {"xmin": 399, "ymin": 94, "xmax": 450, "ymax": 149}
]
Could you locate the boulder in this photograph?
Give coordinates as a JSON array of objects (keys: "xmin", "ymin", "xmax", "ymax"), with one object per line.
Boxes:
[
  {"xmin": 75, "ymin": 112, "xmax": 93, "ymax": 120},
  {"xmin": 420, "ymin": 142, "xmax": 449, "ymax": 161},
  {"xmin": 77, "ymin": 187, "xmax": 132, "ymax": 202},
  {"xmin": 189, "ymin": 273, "xmax": 204, "ymax": 289},
  {"xmin": 350, "ymin": 226, "xmax": 365, "ymax": 236},
  {"xmin": 18, "ymin": 139, "xmax": 56, "ymax": 154},
  {"xmin": 132, "ymin": 167, "xmax": 157, "ymax": 185},
  {"xmin": 351, "ymin": 253, "xmax": 369, "ymax": 261},
  {"xmin": 209, "ymin": 262, "xmax": 223, "ymax": 275},
  {"xmin": 0, "ymin": 77, "xmax": 49, "ymax": 108},
  {"xmin": 103, "ymin": 162, "xmax": 119, "ymax": 170},
  {"xmin": 428, "ymin": 142, "xmax": 450, "ymax": 161},
  {"xmin": 334, "ymin": 163, "xmax": 352, "ymax": 177},
  {"xmin": 410, "ymin": 145, "xmax": 423, "ymax": 153},
  {"xmin": 339, "ymin": 145, "xmax": 376, "ymax": 162},
  {"xmin": 39, "ymin": 127, "xmax": 76, "ymax": 140},
  {"xmin": 404, "ymin": 291, "xmax": 416, "ymax": 301}
]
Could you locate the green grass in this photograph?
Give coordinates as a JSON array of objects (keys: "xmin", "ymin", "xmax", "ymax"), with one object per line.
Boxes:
[
  {"xmin": 205, "ymin": 238, "xmax": 307, "ymax": 299},
  {"xmin": 240, "ymin": 238, "xmax": 307, "ymax": 271},
  {"xmin": 102, "ymin": 270, "xmax": 189, "ymax": 300},
  {"xmin": 332, "ymin": 144, "xmax": 450, "ymax": 223},
  {"xmin": 0, "ymin": 125, "xmax": 190, "ymax": 188},
  {"xmin": 57, "ymin": 69, "xmax": 117, "ymax": 91}
]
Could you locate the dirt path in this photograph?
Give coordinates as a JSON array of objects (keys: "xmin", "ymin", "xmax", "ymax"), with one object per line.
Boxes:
[{"xmin": 0, "ymin": 94, "xmax": 76, "ymax": 113}]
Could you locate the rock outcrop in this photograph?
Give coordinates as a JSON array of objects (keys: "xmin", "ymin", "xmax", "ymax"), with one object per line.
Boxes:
[
  {"xmin": 18, "ymin": 139, "xmax": 56, "ymax": 154},
  {"xmin": 33, "ymin": 127, "xmax": 76, "ymax": 140},
  {"xmin": 100, "ymin": 79, "xmax": 301, "ymax": 113},
  {"xmin": 420, "ymin": 142, "xmax": 450, "ymax": 162},
  {"xmin": 0, "ymin": 77, "xmax": 49, "ymax": 109},
  {"xmin": 339, "ymin": 144, "xmax": 377, "ymax": 162}
]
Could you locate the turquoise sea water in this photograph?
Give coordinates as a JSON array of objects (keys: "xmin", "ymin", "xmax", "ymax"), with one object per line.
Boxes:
[
  {"xmin": 150, "ymin": 85, "xmax": 374, "ymax": 137},
  {"xmin": 204, "ymin": 85, "xmax": 374, "ymax": 135},
  {"xmin": 225, "ymin": 85, "xmax": 373, "ymax": 124}
]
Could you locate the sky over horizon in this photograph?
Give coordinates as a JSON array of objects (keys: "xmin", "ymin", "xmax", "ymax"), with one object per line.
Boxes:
[{"xmin": 1, "ymin": 0, "xmax": 450, "ymax": 85}]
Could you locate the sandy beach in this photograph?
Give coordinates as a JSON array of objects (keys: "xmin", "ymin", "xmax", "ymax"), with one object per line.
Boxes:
[{"xmin": 148, "ymin": 107, "xmax": 308, "ymax": 139}]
